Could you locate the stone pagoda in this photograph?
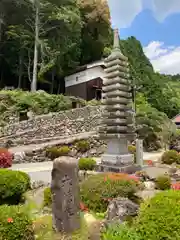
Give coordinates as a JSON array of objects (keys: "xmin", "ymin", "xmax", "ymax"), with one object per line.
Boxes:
[{"xmin": 99, "ymin": 29, "xmax": 139, "ymax": 173}]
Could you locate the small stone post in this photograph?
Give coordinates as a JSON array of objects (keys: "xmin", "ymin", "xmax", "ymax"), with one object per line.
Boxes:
[
  {"xmin": 136, "ymin": 139, "xmax": 143, "ymax": 167},
  {"xmin": 51, "ymin": 156, "xmax": 80, "ymax": 233}
]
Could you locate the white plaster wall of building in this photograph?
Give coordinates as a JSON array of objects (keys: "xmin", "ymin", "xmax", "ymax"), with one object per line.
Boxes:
[{"xmin": 65, "ymin": 62, "xmax": 106, "ymax": 88}]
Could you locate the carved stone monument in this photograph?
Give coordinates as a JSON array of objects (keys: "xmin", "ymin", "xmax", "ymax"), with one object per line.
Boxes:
[
  {"xmin": 99, "ymin": 29, "xmax": 140, "ymax": 173},
  {"xmin": 51, "ymin": 156, "xmax": 80, "ymax": 233}
]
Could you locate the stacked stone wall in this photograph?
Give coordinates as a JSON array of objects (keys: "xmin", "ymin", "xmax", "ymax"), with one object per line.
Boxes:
[{"xmin": 0, "ymin": 106, "xmax": 103, "ymax": 143}]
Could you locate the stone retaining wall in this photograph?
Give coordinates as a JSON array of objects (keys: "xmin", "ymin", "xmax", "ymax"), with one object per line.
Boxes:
[
  {"xmin": 0, "ymin": 106, "xmax": 103, "ymax": 142},
  {"xmin": 13, "ymin": 136, "xmax": 106, "ymax": 164}
]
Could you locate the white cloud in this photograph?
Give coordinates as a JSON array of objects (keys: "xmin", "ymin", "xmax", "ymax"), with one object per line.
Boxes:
[
  {"xmin": 107, "ymin": 0, "xmax": 180, "ymax": 28},
  {"xmin": 143, "ymin": 42, "xmax": 180, "ymax": 75},
  {"xmin": 106, "ymin": 0, "xmax": 180, "ymax": 75},
  {"xmin": 151, "ymin": 0, "xmax": 180, "ymax": 22},
  {"xmin": 107, "ymin": 0, "xmax": 143, "ymax": 28}
]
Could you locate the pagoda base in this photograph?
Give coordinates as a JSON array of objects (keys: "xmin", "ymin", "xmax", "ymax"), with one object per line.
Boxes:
[
  {"xmin": 101, "ymin": 153, "xmax": 134, "ymax": 165},
  {"xmin": 97, "ymin": 163, "xmax": 141, "ymax": 174}
]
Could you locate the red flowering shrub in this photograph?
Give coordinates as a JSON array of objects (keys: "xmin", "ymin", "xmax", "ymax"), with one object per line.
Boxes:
[
  {"xmin": 80, "ymin": 202, "xmax": 89, "ymax": 212},
  {"xmin": 144, "ymin": 159, "xmax": 154, "ymax": 166},
  {"xmin": 0, "ymin": 205, "xmax": 34, "ymax": 240},
  {"xmin": 0, "ymin": 148, "xmax": 13, "ymax": 168},
  {"xmin": 80, "ymin": 173, "xmax": 137, "ymax": 212},
  {"xmin": 171, "ymin": 182, "xmax": 180, "ymax": 190}
]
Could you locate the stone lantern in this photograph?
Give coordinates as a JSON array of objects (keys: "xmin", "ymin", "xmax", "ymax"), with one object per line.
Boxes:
[{"xmin": 99, "ymin": 29, "xmax": 140, "ymax": 173}]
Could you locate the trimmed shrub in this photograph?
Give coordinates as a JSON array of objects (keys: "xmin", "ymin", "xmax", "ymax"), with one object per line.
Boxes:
[
  {"xmin": 128, "ymin": 145, "xmax": 136, "ymax": 154},
  {"xmin": 80, "ymin": 174, "xmax": 137, "ymax": 212},
  {"xmin": 0, "ymin": 169, "xmax": 30, "ymax": 205},
  {"xmin": 128, "ymin": 145, "xmax": 136, "ymax": 162},
  {"xmin": 46, "ymin": 146, "xmax": 70, "ymax": 160},
  {"xmin": 19, "ymin": 171, "xmax": 31, "ymax": 190},
  {"xmin": 76, "ymin": 140, "xmax": 90, "ymax": 153},
  {"xmin": 0, "ymin": 204, "xmax": 34, "ymax": 240},
  {"xmin": 78, "ymin": 158, "xmax": 96, "ymax": 171},
  {"xmin": 102, "ymin": 190, "xmax": 180, "ymax": 240},
  {"xmin": 43, "ymin": 187, "xmax": 52, "ymax": 207},
  {"xmin": 0, "ymin": 148, "xmax": 13, "ymax": 168},
  {"xmin": 161, "ymin": 150, "xmax": 180, "ymax": 164},
  {"xmin": 155, "ymin": 174, "xmax": 171, "ymax": 190},
  {"xmin": 134, "ymin": 190, "xmax": 180, "ymax": 240}
]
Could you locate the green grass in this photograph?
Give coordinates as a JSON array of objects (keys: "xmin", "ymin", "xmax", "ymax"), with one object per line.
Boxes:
[{"xmin": 34, "ymin": 214, "xmax": 90, "ymax": 240}]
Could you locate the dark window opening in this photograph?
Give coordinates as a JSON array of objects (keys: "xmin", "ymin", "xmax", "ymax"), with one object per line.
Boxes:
[
  {"xmin": 72, "ymin": 101, "xmax": 77, "ymax": 109},
  {"xmin": 19, "ymin": 112, "xmax": 28, "ymax": 121}
]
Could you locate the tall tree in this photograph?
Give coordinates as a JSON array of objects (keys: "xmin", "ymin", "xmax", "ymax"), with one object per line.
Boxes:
[{"xmin": 79, "ymin": 0, "xmax": 112, "ymax": 64}]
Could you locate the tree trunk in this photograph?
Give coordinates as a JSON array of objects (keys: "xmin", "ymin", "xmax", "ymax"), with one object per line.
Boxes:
[
  {"xmin": 18, "ymin": 53, "xmax": 23, "ymax": 89},
  {"xmin": 0, "ymin": 21, "xmax": 2, "ymax": 42},
  {"xmin": 0, "ymin": 70, "xmax": 3, "ymax": 89},
  {"xmin": 31, "ymin": 2, "xmax": 39, "ymax": 92},
  {"xmin": 0, "ymin": 13, "xmax": 3, "ymax": 42},
  {"xmin": 57, "ymin": 80, "xmax": 61, "ymax": 94},
  {"xmin": 50, "ymin": 70, "xmax": 55, "ymax": 94}
]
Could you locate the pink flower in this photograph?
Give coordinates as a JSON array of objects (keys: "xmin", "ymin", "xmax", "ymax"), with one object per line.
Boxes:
[
  {"xmin": 7, "ymin": 218, "xmax": 13, "ymax": 223},
  {"xmin": 80, "ymin": 202, "xmax": 89, "ymax": 212},
  {"xmin": 171, "ymin": 182, "xmax": 180, "ymax": 190},
  {"xmin": 147, "ymin": 160, "xmax": 153, "ymax": 166},
  {"xmin": 129, "ymin": 175, "xmax": 139, "ymax": 182}
]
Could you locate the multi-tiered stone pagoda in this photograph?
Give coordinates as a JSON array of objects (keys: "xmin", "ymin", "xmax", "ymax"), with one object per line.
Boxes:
[{"xmin": 99, "ymin": 29, "xmax": 139, "ymax": 173}]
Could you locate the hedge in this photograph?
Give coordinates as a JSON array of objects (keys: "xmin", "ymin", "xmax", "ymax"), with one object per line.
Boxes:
[{"xmin": 0, "ymin": 169, "xmax": 31, "ymax": 205}]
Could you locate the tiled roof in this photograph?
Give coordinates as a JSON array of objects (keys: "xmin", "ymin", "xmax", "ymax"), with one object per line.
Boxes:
[{"xmin": 173, "ymin": 114, "xmax": 180, "ymax": 123}]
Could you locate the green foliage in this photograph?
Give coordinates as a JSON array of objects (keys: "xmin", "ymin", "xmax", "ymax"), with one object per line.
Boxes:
[
  {"xmin": 102, "ymin": 224, "xmax": 141, "ymax": 240},
  {"xmin": 161, "ymin": 150, "xmax": 180, "ymax": 165},
  {"xmin": 0, "ymin": 204, "xmax": 34, "ymax": 240},
  {"xmin": 76, "ymin": 140, "xmax": 90, "ymax": 153},
  {"xmin": 0, "ymin": 0, "xmax": 112, "ymax": 91},
  {"xmin": 120, "ymin": 37, "xmax": 180, "ymax": 119},
  {"xmin": 78, "ymin": 157, "xmax": 96, "ymax": 171},
  {"xmin": 80, "ymin": 174, "xmax": 137, "ymax": 213},
  {"xmin": 102, "ymin": 190, "xmax": 180, "ymax": 240},
  {"xmin": 0, "ymin": 90, "xmax": 73, "ymax": 115},
  {"xmin": 87, "ymin": 99, "xmax": 102, "ymax": 106},
  {"xmin": 34, "ymin": 214, "xmax": 89, "ymax": 240},
  {"xmin": 136, "ymin": 93, "xmax": 176, "ymax": 151},
  {"xmin": 43, "ymin": 187, "xmax": 52, "ymax": 207},
  {"xmin": 155, "ymin": 175, "xmax": 171, "ymax": 190},
  {"xmin": 176, "ymin": 129, "xmax": 180, "ymax": 138},
  {"xmin": 134, "ymin": 190, "xmax": 180, "ymax": 240},
  {"xmin": 46, "ymin": 145, "xmax": 70, "ymax": 159},
  {"xmin": 18, "ymin": 170, "xmax": 31, "ymax": 190},
  {"xmin": 128, "ymin": 145, "xmax": 136, "ymax": 154},
  {"xmin": 79, "ymin": 0, "xmax": 112, "ymax": 64},
  {"xmin": 0, "ymin": 169, "xmax": 30, "ymax": 205}
]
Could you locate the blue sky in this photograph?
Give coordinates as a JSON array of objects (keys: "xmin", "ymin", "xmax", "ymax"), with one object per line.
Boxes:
[
  {"xmin": 120, "ymin": 10, "xmax": 180, "ymax": 47},
  {"xmin": 107, "ymin": 0, "xmax": 180, "ymax": 75}
]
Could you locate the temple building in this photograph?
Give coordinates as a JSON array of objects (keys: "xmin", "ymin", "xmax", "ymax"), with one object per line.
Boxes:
[
  {"xmin": 64, "ymin": 60, "xmax": 105, "ymax": 101},
  {"xmin": 172, "ymin": 114, "xmax": 180, "ymax": 128}
]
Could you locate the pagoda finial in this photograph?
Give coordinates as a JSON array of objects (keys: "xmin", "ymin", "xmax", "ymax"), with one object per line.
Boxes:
[{"xmin": 113, "ymin": 28, "xmax": 120, "ymax": 49}]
